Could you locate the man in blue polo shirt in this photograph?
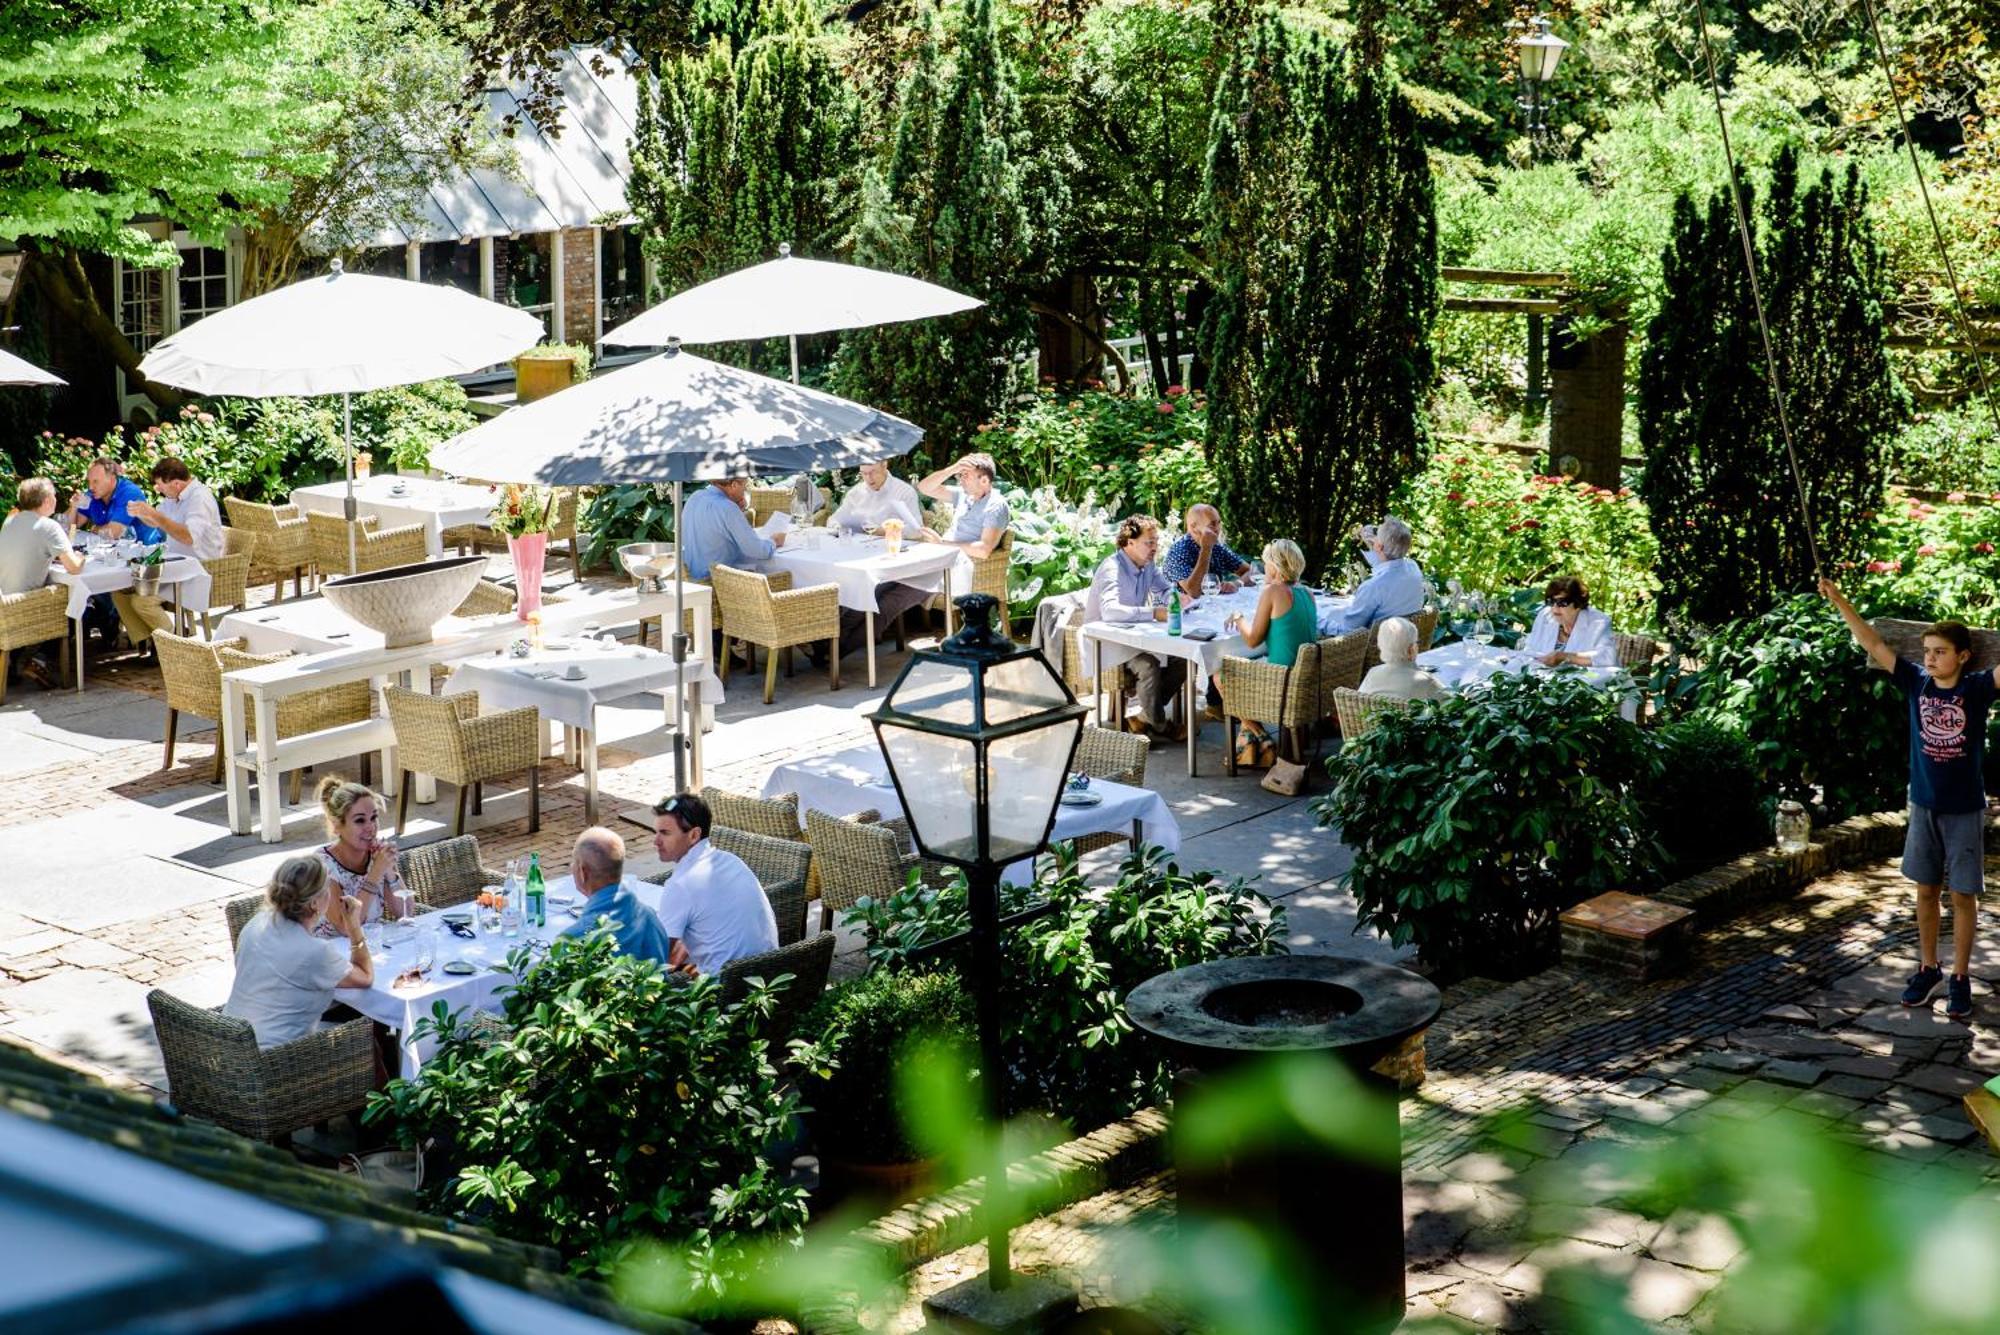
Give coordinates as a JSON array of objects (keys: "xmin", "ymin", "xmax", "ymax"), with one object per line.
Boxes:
[{"xmin": 66, "ymin": 458, "xmax": 164, "ymax": 546}]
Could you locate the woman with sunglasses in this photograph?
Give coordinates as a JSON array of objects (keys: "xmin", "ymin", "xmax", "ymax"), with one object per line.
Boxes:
[{"xmin": 1523, "ymin": 576, "xmax": 1615, "ymax": 668}]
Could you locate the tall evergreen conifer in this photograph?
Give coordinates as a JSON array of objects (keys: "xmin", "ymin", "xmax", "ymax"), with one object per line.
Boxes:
[
  {"xmin": 1199, "ymin": 10, "xmax": 1437, "ymax": 575},
  {"xmin": 1639, "ymin": 148, "xmax": 1906, "ymax": 626}
]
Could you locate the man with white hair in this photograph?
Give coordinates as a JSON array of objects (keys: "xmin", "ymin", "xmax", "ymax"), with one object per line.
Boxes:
[
  {"xmin": 563, "ymin": 826, "xmax": 674, "ymax": 966},
  {"xmin": 1357, "ymin": 616, "xmax": 1446, "ymax": 700},
  {"xmin": 1324, "ymin": 516, "xmax": 1426, "ymax": 634},
  {"xmin": 1162, "ymin": 503, "xmax": 1257, "ymax": 601}
]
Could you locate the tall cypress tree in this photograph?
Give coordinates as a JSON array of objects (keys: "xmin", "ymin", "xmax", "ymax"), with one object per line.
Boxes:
[
  {"xmin": 1199, "ymin": 9, "xmax": 1438, "ymax": 576},
  {"xmin": 832, "ymin": 0, "xmax": 1047, "ymax": 469},
  {"xmin": 1639, "ymin": 148, "xmax": 1906, "ymax": 626}
]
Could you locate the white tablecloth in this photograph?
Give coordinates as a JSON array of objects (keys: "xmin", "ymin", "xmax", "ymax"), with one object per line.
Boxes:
[
  {"xmin": 216, "ymin": 595, "xmax": 474, "ymax": 655},
  {"xmin": 291, "ymin": 476, "xmax": 497, "ymax": 558},
  {"xmin": 1076, "ymin": 586, "xmax": 1350, "ymax": 695},
  {"xmin": 337, "ymin": 895, "xmax": 583, "ymax": 1078},
  {"xmin": 1418, "ymin": 641, "xmax": 1638, "ymax": 720},
  {"xmin": 51, "ymin": 553, "xmax": 211, "ymax": 622},
  {"xmin": 445, "ymin": 641, "xmax": 722, "ymax": 731},
  {"xmin": 767, "ymin": 529, "xmax": 965, "ymax": 614},
  {"xmin": 762, "ymin": 743, "xmax": 1181, "ymax": 883}
]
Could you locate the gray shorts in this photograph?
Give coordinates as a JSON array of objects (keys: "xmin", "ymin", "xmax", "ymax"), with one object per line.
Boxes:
[{"xmin": 1902, "ymin": 804, "xmax": 1986, "ymax": 896}]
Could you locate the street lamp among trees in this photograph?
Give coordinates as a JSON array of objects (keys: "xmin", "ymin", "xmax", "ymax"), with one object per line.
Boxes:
[{"xmin": 1515, "ymin": 14, "xmax": 1570, "ymax": 155}]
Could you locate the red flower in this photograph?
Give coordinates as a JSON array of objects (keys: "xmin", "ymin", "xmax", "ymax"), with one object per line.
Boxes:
[
  {"xmin": 1521, "ymin": 518, "xmax": 1542, "ymax": 529},
  {"xmin": 1447, "ymin": 491, "xmax": 1465, "ymax": 502},
  {"xmin": 1978, "ymin": 542, "xmax": 1996, "ymax": 555},
  {"xmin": 1165, "ymin": 384, "xmax": 1187, "ymax": 397},
  {"xmin": 1918, "ymin": 544, "xmax": 1938, "ymax": 557},
  {"xmin": 1521, "ymin": 493, "xmax": 1541, "ymax": 504},
  {"xmin": 1156, "ymin": 402, "xmax": 1174, "ymax": 414}
]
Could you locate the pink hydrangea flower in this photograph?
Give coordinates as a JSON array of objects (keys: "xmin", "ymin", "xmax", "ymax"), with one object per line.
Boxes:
[{"xmin": 1918, "ymin": 544, "xmax": 1938, "ymax": 557}]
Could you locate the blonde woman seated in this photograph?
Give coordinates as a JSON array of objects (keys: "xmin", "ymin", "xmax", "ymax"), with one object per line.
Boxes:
[
  {"xmin": 1359, "ymin": 616, "xmax": 1446, "ymax": 701},
  {"xmin": 314, "ymin": 776, "xmax": 412, "ymax": 930},
  {"xmin": 1523, "ymin": 575, "xmax": 1616, "ymax": 668},
  {"xmin": 1223, "ymin": 538, "xmax": 1319, "ymax": 768},
  {"xmin": 222, "ymin": 856, "xmax": 374, "ymax": 1050}
]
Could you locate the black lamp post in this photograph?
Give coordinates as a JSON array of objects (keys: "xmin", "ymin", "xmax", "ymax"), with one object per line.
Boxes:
[
  {"xmin": 1515, "ymin": 14, "xmax": 1570, "ymax": 156},
  {"xmin": 869, "ymin": 593, "xmax": 1087, "ymax": 1293}
]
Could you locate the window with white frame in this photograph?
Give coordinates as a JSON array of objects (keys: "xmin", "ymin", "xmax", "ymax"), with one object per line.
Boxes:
[
  {"xmin": 176, "ymin": 245, "xmax": 229, "ymax": 327},
  {"xmin": 119, "ymin": 265, "xmax": 167, "ymax": 356}
]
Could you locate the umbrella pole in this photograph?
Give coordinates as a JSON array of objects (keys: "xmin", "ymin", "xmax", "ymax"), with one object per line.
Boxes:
[
  {"xmin": 789, "ymin": 333, "xmax": 800, "ymax": 385},
  {"xmin": 342, "ymin": 393, "xmax": 358, "ymax": 577},
  {"xmin": 671, "ymin": 480, "xmax": 688, "ymax": 794}
]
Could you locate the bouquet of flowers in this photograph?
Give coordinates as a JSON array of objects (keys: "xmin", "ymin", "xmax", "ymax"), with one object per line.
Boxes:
[{"xmin": 489, "ymin": 483, "xmax": 557, "ymax": 537}]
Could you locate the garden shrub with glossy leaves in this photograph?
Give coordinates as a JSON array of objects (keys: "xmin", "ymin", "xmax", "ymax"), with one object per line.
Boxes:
[
  {"xmin": 1313, "ymin": 670, "xmax": 1661, "ymax": 979},
  {"xmin": 798, "ymin": 967, "xmax": 974, "ymax": 1165},
  {"xmin": 364, "ymin": 928, "xmax": 809, "ymax": 1295},
  {"xmin": 846, "ymin": 843, "xmax": 1286, "ymax": 1130},
  {"xmin": 1851, "ymin": 491, "xmax": 2000, "ymax": 626}
]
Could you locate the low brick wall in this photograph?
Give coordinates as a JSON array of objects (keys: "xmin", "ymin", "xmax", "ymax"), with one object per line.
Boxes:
[{"xmin": 1651, "ymin": 810, "xmax": 1908, "ymax": 925}]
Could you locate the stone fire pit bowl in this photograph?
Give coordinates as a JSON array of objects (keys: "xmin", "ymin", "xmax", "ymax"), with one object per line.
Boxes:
[
  {"xmin": 320, "ymin": 555, "xmax": 487, "ymax": 649},
  {"xmin": 1124, "ymin": 954, "xmax": 1440, "ymax": 1072}
]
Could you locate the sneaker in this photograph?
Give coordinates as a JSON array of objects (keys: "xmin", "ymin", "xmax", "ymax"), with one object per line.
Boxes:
[
  {"xmin": 1948, "ymin": 973, "xmax": 1975, "ymax": 1022},
  {"xmin": 1902, "ymin": 964, "xmax": 1945, "ymax": 1007},
  {"xmin": 20, "ymin": 658, "xmax": 56, "ymax": 691}
]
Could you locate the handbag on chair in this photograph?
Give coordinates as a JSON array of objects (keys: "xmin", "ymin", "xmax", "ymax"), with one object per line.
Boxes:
[{"xmin": 1257, "ymin": 657, "xmax": 1314, "ymax": 797}]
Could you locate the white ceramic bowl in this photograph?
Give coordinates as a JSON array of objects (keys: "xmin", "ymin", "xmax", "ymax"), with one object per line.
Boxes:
[{"xmin": 320, "ymin": 555, "xmax": 487, "ymax": 649}]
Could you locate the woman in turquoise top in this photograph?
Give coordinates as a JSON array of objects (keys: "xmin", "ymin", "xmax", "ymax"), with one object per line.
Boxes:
[{"xmin": 1225, "ymin": 538, "xmax": 1317, "ymax": 767}]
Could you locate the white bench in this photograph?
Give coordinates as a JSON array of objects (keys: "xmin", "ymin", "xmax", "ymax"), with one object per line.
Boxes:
[{"xmin": 221, "ymin": 585, "xmax": 713, "ymax": 843}]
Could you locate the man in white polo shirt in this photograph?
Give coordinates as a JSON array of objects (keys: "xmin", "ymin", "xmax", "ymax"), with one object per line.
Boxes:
[
  {"xmin": 118, "ymin": 455, "xmax": 224, "ymax": 649},
  {"xmin": 650, "ymin": 792, "xmax": 779, "ymax": 976}
]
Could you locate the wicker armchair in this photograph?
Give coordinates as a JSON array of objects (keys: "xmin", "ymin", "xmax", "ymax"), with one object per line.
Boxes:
[
  {"xmin": 199, "ymin": 528, "xmax": 256, "ymax": 636},
  {"xmin": 1613, "ymin": 631, "xmax": 1659, "ymax": 669},
  {"xmin": 1332, "ymin": 686, "xmax": 1416, "ymax": 742},
  {"xmin": 156, "ymin": 631, "xmax": 372, "ymax": 787},
  {"xmin": 927, "ymin": 529, "xmax": 1013, "ymax": 633},
  {"xmin": 398, "ymin": 834, "xmax": 504, "ymax": 910},
  {"xmin": 704, "ymin": 786, "xmax": 806, "ymax": 840},
  {"xmin": 1067, "ymin": 725, "xmax": 1150, "ymax": 854},
  {"xmin": 710, "ymin": 563, "xmax": 841, "ymax": 704},
  {"xmin": 307, "ymin": 510, "xmax": 427, "ymax": 582},
  {"xmin": 148, "ymin": 987, "xmax": 376, "ymax": 1143},
  {"xmin": 224, "ymin": 497, "xmax": 309, "ymax": 601},
  {"xmin": 224, "ymin": 892, "xmax": 263, "ymax": 953},
  {"xmin": 0, "ymin": 583, "xmax": 70, "ymax": 703},
  {"xmin": 1217, "ymin": 639, "xmax": 1326, "ymax": 777},
  {"xmin": 383, "ymin": 686, "xmax": 541, "ymax": 837},
  {"xmin": 1361, "ymin": 607, "xmax": 1440, "ymax": 673},
  {"xmin": 806, "ymin": 807, "xmax": 956, "ymax": 931},
  {"xmin": 709, "ymin": 825, "xmax": 813, "ymax": 946},
  {"xmin": 1313, "ymin": 626, "xmax": 1372, "ymax": 720},
  {"xmin": 1060, "ymin": 621, "xmax": 1097, "ymax": 700},
  {"xmin": 719, "ymin": 932, "xmax": 836, "ymax": 1049}
]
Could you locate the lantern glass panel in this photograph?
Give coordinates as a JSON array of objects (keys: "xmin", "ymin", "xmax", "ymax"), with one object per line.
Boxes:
[
  {"xmin": 881, "ymin": 727, "xmax": 983, "ymax": 862},
  {"xmin": 985, "ymin": 717, "xmax": 1084, "ymax": 863}
]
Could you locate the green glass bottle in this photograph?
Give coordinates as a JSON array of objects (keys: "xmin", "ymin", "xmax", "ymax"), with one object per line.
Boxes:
[
  {"xmin": 524, "ymin": 852, "xmax": 547, "ymax": 929},
  {"xmin": 1167, "ymin": 586, "xmax": 1183, "ymax": 636}
]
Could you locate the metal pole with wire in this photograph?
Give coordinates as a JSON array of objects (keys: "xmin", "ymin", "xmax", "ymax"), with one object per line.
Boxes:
[{"xmin": 1688, "ymin": 0, "xmax": 1824, "ymax": 581}]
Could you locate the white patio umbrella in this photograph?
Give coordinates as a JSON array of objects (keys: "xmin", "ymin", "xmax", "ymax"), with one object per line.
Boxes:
[
  {"xmin": 137, "ymin": 259, "xmax": 544, "ymax": 569},
  {"xmin": 431, "ymin": 340, "xmax": 924, "ymax": 789},
  {"xmin": 602, "ymin": 244, "xmax": 983, "ymax": 382},
  {"xmin": 0, "ymin": 348, "xmax": 64, "ymax": 386}
]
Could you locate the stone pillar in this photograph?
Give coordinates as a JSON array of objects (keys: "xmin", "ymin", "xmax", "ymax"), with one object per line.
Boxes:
[
  {"xmin": 560, "ymin": 227, "xmax": 598, "ymax": 348},
  {"xmin": 1547, "ymin": 315, "xmax": 1628, "ymax": 489}
]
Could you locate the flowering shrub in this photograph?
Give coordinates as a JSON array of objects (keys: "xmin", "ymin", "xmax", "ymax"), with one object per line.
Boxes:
[
  {"xmin": 980, "ymin": 387, "xmax": 1218, "ymax": 520},
  {"xmin": 1849, "ymin": 492, "xmax": 2000, "ymax": 624},
  {"xmin": 1400, "ymin": 446, "xmax": 1661, "ymax": 631},
  {"xmin": 32, "ymin": 405, "xmax": 292, "ymax": 503}
]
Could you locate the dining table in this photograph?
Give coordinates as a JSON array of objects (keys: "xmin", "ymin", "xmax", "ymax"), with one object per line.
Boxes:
[
  {"xmin": 1416, "ymin": 640, "xmax": 1640, "ymax": 720},
  {"xmin": 50, "ymin": 546, "xmax": 212, "ymax": 693},
  {"xmin": 290, "ymin": 475, "xmax": 498, "ymax": 558},
  {"xmin": 766, "ymin": 527, "xmax": 965, "ymax": 687},
  {"xmin": 762, "ymin": 741, "xmax": 1181, "ymax": 882},
  {"xmin": 1075, "ymin": 584, "xmax": 1351, "ymax": 776}
]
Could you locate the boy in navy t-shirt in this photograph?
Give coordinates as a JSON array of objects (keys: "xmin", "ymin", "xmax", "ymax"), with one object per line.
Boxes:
[{"xmin": 1824, "ymin": 579, "xmax": 1991, "ymax": 1021}]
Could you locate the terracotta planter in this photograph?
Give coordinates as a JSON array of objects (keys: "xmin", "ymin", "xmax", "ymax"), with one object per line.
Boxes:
[
  {"xmin": 513, "ymin": 353, "xmax": 575, "ymax": 404},
  {"xmin": 820, "ymin": 1153, "xmax": 939, "ymax": 1207},
  {"xmin": 508, "ymin": 531, "xmax": 548, "ymax": 619}
]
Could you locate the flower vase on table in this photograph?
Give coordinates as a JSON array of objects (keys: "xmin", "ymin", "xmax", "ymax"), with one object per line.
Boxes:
[{"xmin": 509, "ymin": 531, "xmax": 547, "ymax": 619}]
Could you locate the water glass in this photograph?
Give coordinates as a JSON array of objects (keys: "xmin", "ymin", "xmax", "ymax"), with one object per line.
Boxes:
[
  {"xmin": 362, "ymin": 922, "xmax": 382, "ymax": 958},
  {"xmin": 415, "ymin": 928, "xmax": 437, "ymax": 973}
]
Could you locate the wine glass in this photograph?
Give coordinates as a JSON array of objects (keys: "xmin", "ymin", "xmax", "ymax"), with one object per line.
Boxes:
[
  {"xmin": 415, "ymin": 928, "xmax": 436, "ymax": 974},
  {"xmin": 1471, "ymin": 611, "xmax": 1496, "ymax": 649}
]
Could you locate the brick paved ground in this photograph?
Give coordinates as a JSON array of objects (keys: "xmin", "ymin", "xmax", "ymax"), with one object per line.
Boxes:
[{"xmin": 875, "ymin": 857, "xmax": 2000, "ymax": 1330}]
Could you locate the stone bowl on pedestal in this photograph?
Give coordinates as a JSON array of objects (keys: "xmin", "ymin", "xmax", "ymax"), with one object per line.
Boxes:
[{"xmin": 320, "ymin": 555, "xmax": 486, "ymax": 649}]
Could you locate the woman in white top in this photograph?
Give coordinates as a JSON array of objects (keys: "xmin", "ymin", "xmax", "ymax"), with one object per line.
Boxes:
[
  {"xmin": 1358, "ymin": 616, "xmax": 1447, "ymax": 701},
  {"xmin": 223, "ymin": 856, "xmax": 374, "ymax": 1049},
  {"xmin": 1522, "ymin": 575, "xmax": 1616, "ymax": 668},
  {"xmin": 314, "ymin": 776, "xmax": 411, "ymax": 930}
]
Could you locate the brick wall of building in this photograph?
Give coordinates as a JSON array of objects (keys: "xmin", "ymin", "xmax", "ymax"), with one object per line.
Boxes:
[{"xmin": 561, "ymin": 227, "xmax": 597, "ymax": 346}]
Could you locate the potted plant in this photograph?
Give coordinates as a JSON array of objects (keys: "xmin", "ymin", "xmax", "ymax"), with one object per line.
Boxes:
[
  {"xmin": 511, "ymin": 342, "xmax": 590, "ymax": 405},
  {"xmin": 800, "ymin": 968, "xmax": 974, "ymax": 1203},
  {"xmin": 488, "ymin": 483, "xmax": 557, "ymax": 619}
]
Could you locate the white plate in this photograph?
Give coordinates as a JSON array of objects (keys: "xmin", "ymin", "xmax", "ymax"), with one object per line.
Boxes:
[{"xmin": 1059, "ymin": 790, "xmax": 1104, "ymax": 808}]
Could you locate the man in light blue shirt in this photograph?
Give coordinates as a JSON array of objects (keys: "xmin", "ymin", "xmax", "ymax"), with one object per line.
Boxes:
[
  {"xmin": 1323, "ymin": 516, "xmax": 1427, "ymax": 634},
  {"xmin": 1081, "ymin": 515, "xmax": 1183, "ymax": 737},
  {"xmin": 681, "ymin": 477, "xmax": 786, "ymax": 581},
  {"xmin": 562, "ymin": 827, "xmax": 674, "ymax": 967},
  {"xmin": 916, "ymin": 452, "xmax": 1010, "ymax": 560}
]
